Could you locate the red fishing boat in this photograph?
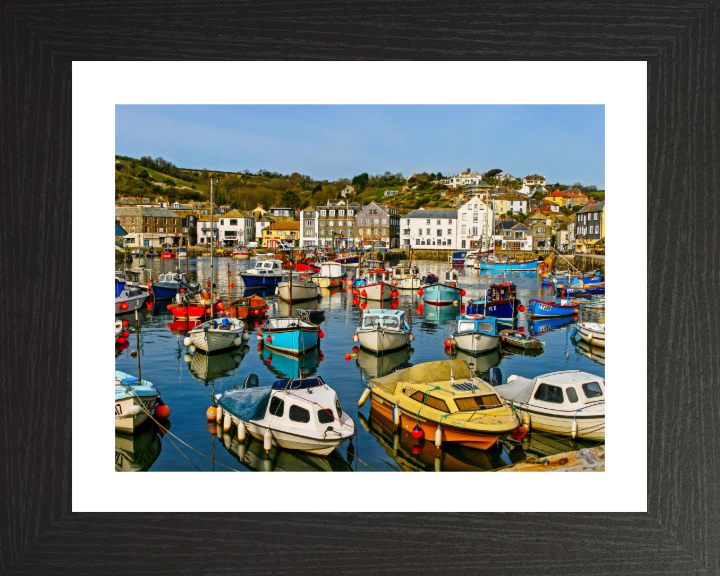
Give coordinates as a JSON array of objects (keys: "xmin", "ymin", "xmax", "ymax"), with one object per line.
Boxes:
[
  {"xmin": 167, "ymin": 290, "xmax": 222, "ymax": 319},
  {"xmin": 295, "ymin": 260, "xmax": 322, "ymax": 274},
  {"xmin": 225, "ymin": 295, "xmax": 267, "ymax": 320}
]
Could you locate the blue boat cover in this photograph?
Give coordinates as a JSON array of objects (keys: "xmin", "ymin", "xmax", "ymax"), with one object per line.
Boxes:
[
  {"xmin": 218, "ymin": 387, "xmax": 273, "ymax": 421},
  {"xmin": 115, "ymin": 279, "xmax": 126, "ymax": 298},
  {"xmin": 272, "ymin": 377, "xmax": 325, "ymax": 390}
]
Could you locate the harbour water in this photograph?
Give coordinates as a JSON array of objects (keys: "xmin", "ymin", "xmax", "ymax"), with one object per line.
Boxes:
[{"xmin": 115, "ymin": 257, "xmax": 605, "ymax": 472}]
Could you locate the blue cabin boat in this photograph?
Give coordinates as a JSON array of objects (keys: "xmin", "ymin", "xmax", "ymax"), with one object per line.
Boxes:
[
  {"xmin": 335, "ymin": 254, "xmax": 359, "ymax": 267},
  {"xmin": 542, "ymin": 272, "xmax": 603, "ymax": 286},
  {"xmin": 450, "ymin": 315, "xmax": 500, "ymax": 354},
  {"xmin": 560, "ymin": 286, "xmax": 605, "ymax": 297},
  {"xmin": 449, "ymin": 251, "xmax": 468, "ymax": 266},
  {"xmin": 259, "ymin": 316, "xmax": 320, "ymax": 355},
  {"xmin": 466, "ymin": 282, "xmax": 521, "ymax": 323},
  {"xmin": 240, "ymin": 260, "xmax": 286, "ymax": 288},
  {"xmin": 115, "ymin": 278, "xmax": 127, "ymax": 298},
  {"xmin": 151, "ymin": 272, "xmax": 199, "ymax": 300},
  {"xmin": 528, "ymin": 299, "xmax": 578, "ymax": 318},
  {"xmin": 422, "ymin": 269, "xmax": 463, "ymax": 306},
  {"xmin": 479, "ymin": 259, "xmax": 539, "ymax": 272}
]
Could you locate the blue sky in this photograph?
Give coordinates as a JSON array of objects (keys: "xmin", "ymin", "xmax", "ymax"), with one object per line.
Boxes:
[{"xmin": 116, "ymin": 105, "xmax": 605, "ymax": 188}]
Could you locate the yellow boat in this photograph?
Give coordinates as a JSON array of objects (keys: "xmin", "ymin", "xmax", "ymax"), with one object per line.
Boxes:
[{"xmin": 360, "ymin": 360, "xmax": 520, "ymax": 450}]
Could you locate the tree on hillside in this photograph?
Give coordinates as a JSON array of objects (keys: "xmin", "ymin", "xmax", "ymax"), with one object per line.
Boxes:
[
  {"xmin": 436, "ymin": 172, "xmax": 443, "ymax": 180},
  {"xmin": 485, "ymin": 168, "xmax": 503, "ymax": 181},
  {"xmin": 280, "ymin": 189, "xmax": 301, "ymax": 209},
  {"xmin": 137, "ymin": 169, "xmax": 150, "ymax": 180},
  {"xmin": 352, "ymin": 172, "xmax": 369, "ymax": 192},
  {"xmin": 572, "ymin": 182, "xmax": 583, "ymax": 189},
  {"xmin": 115, "ymin": 163, "xmax": 124, "ymax": 172},
  {"xmin": 313, "ymin": 189, "xmax": 328, "ymax": 206},
  {"xmin": 311, "ymin": 183, "xmax": 322, "ymax": 193},
  {"xmin": 532, "ymin": 191, "xmax": 545, "ymax": 201}
]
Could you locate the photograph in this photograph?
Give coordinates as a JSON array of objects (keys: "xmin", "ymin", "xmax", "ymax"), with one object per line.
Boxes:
[{"xmin": 113, "ymin": 104, "xmax": 606, "ymax": 472}]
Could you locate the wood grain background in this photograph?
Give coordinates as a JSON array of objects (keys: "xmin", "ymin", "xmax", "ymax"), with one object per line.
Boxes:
[{"xmin": 1, "ymin": 1, "xmax": 717, "ymax": 573}]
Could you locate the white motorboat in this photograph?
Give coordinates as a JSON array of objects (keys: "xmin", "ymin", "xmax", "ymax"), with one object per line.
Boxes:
[
  {"xmin": 390, "ymin": 263, "xmax": 422, "ymax": 291},
  {"xmin": 277, "ymin": 272, "xmax": 322, "ymax": 302},
  {"xmin": 450, "ymin": 315, "xmax": 500, "ymax": 354},
  {"xmin": 354, "ymin": 309, "xmax": 414, "ymax": 354},
  {"xmin": 115, "ymin": 275, "xmax": 150, "ymax": 315},
  {"xmin": 575, "ymin": 322, "xmax": 605, "ymax": 348},
  {"xmin": 310, "ymin": 262, "xmax": 346, "ymax": 288},
  {"xmin": 355, "ymin": 269, "xmax": 395, "ymax": 301},
  {"xmin": 186, "ymin": 317, "xmax": 248, "ymax": 353},
  {"xmin": 217, "ymin": 375, "xmax": 355, "ymax": 456},
  {"xmin": 495, "ymin": 370, "xmax": 605, "ymax": 440},
  {"xmin": 239, "ymin": 259, "xmax": 285, "ymax": 288},
  {"xmin": 115, "ymin": 320, "xmax": 123, "ymax": 339},
  {"xmin": 115, "ymin": 371, "xmax": 162, "ymax": 432}
]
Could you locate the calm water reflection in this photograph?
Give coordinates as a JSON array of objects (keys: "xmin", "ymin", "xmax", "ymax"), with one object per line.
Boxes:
[{"xmin": 115, "ymin": 257, "xmax": 605, "ymax": 472}]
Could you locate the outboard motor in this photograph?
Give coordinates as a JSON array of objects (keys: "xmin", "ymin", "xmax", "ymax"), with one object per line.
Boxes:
[
  {"xmin": 243, "ymin": 373, "xmax": 260, "ymax": 389},
  {"xmin": 488, "ymin": 367, "xmax": 503, "ymax": 388}
]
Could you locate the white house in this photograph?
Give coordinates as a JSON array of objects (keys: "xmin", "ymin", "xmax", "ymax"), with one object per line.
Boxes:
[
  {"xmin": 456, "ymin": 196, "xmax": 494, "ymax": 251},
  {"xmin": 401, "ymin": 208, "xmax": 459, "ymax": 250},
  {"xmin": 494, "ymin": 220, "xmax": 533, "ymax": 252},
  {"xmin": 300, "ymin": 206, "xmax": 318, "ymax": 247},
  {"xmin": 196, "ymin": 215, "xmax": 219, "ymax": 245},
  {"xmin": 439, "ymin": 171, "xmax": 491, "ymax": 189},
  {"xmin": 255, "ymin": 219, "xmax": 273, "ymax": 243},
  {"xmin": 217, "ymin": 209, "xmax": 255, "ymax": 246},
  {"xmin": 339, "ymin": 185, "xmax": 355, "ymax": 197},
  {"xmin": 523, "ymin": 174, "xmax": 546, "ymax": 187},
  {"xmin": 517, "ymin": 184, "xmax": 533, "ymax": 196}
]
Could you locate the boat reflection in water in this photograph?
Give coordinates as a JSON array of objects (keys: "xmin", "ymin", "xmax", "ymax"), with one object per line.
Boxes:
[
  {"xmin": 358, "ymin": 410, "xmax": 507, "ymax": 472},
  {"xmin": 187, "ymin": 348, "xmax": 248, "ymax": 383},
  {"xmin": 500, "ymin": 344, "xmax": 545, "ymax": 358},
  {"xmin": 219, "ymin": 435, "xmax": 353, "ymax": 472},
  {"xmin": 259, "ymin": 345, "xmax": 321, "ymax": 379},
  {"xmin": 168, "ymin": 319, "xmax": 202, "ymax": 335},
  {"xmin": 115, "ymin": 421, "xmax": 163, "ymax": 472},
  {"xmin": 451, "ymin": 348, "xmax": 502, "ymax": 377},
  {"xmin": 420, "ymin": 303, "xmax": 460, "ymax": 328},
  {"xmin": 278, "ymin": 297, "xmax": 322, "ymax": 318},
  {"xmin": 528, "ymin": 316, "xmax": 575, "ymax": 336},
  {"xmin": 574, "ymin": 339, "xmax": 605, "ymax": 365},
  {"xmin": 356, "ymin": 347, "xmax": 414, "ymax": 381},
  {"xmin": 501, "ymin": 430, "xmax": 602, "ymax": 465}
]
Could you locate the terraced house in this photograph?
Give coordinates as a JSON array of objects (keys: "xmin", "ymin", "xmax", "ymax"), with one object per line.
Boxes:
[
  {"xmin": 494, "ymin": 219, "xmax": 533, "ymax": 252},
  {"xmin": 115, "ymin": 206, "xmax": 183, "ymax": 248},
  {"xmin": 300, "ymin": 200, "xmax": 362, "ymax": 248},
  {"xmin": 400, "ymin": 209, "xmax": 458, "ymax": 250},
  {"xmin": 457, "ymin": 195, "xmax": 494, "ymax": 251},
  {"xmin": 525, "ymin": 211, "xmax": 570, "ymax": 251},
  {"xmin": 355, "ymin": 202, "xmax": 400, "ymax": 249},
  {"xmin": 574, "ymin": 201, "xmax": 605, "ymax": 253},
  {"xmin": 218, "ymin": 209, "xmax": 255, "ymax": 246}
]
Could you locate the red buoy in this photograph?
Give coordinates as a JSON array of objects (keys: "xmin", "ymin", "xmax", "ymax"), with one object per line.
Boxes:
[
  {"xmin": 360, "ymin": 302, "xmax": 367, "ymax": 309},
  {"xmin": 411, "ymin": 425, "xmax": 424, "ymax": 439},
  {"xmin": 417, "ymin": 289, "xmax": 424, "ymax": 296},
  {"xmin": 345, "ymin": 353, "xmax": 352, "ymax": 361},
  {"xmin": 411, "ymin": 445, "xmax": 422, "ymax": 455},
  {"xmin": 117, "ymin": 337, "xmax": 125, "ymax": 345},
  {"xmin": 460, "ymin": 289, "xmax": 466, "ymax": 296},
  {"xmin": 391, "ymin": 301, "xmax": 398, "ymax": 309},
  {"xmin": 510, "ymin": 425, "xmax": 527, "ymax": 440},
  {"xmin": 361, "ymin": 290, "xmax": 367, "ymax": 297},
  {"xmin": 319, "ymin": 331, "xmax": 325, "ymax": 338},
  {"xmin": 444, "ymin": 338, "xmax": 451, "ymax": 347},
  {"xmin": 122, "ymin": 331, "xmax": 129, "ymax": 338},
  {"xmin": 573, "ymin": 308, "xmax": 579, "ymax": 314},
  {"xmin": 166, "ymin": 323, "xmax": 172, "ymax": 330},
  {"xmin": 154, "ymin": 404, "xmax": 171, "ymax": 419},
  {"xmin": 266, "ymin": 336, "xmax": 273, "ymax": 343},
  {"xmin": 352, "ymin": 346, "xmax": 359, "ymax": 353},
  {"xmin": 519, "ymin": 327, "xmax": 525, "ymax": 333},
  {"xmin": 180, "ymin": 288, "xmax": 185, "ymax": 293},
  {"xmin": 265, "ymin": 358, "xmax": 272, "ymax": 364},
  {"xmin": 121, "ymin": 302, "xmax": 129, "ymax": 310},
  {"xmin": 122, "ymin": 321, "xmax": 129, "ymax": 327},
  {"xmin": 518, "ymin": 305, "xmax": 526, "ymax": 312},
  {"xmin": 217, "ymin": 303, "xmax": 225, "ymax": 311},
  {"xmin": 230, "ymin": 282, "xmax": 234, "ymax": 288},
  {"xmin": 257, "ymin": 344, "xmax": 262, "ymax": 350},
  {"xmin": 444, "ymin": 346, "xmax": 451, "ymax": 355}
]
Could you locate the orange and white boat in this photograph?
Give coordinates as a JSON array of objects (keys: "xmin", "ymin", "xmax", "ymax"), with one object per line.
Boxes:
[
  {"xmin": 358, "ymin": 360, "xmax": 520, "ymax": 450},
  {"xmin": 167, "ymin": 290, "xmax": 222, "ymax": 320}
]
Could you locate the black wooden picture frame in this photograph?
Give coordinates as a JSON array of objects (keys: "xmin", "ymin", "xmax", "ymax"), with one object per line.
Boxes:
[{"xmin": 2, "ymin": 1, "xmax": 716, "ymax": 573}]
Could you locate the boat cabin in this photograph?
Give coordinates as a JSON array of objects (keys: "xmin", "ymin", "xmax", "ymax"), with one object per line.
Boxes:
[
  {"xmin": 361, "ymin": 259, "xmax": 384, "ymax": 270},
  {"xmin": 363, "ymin": 269, "xmax": 392, "ymax": 284},
  {"xmin": 250, "ymin": 260, "xmax": 284, "ymax": 274},
  {"xmin": 392, "ymin": 264, "xmax": 419, "ymax": 279},
  {"xmin": 360, "ymin": 309, "xmax": 408, "ymax": 331},
  {"xmin": 158, "ymin": 272, "xmax": 190, "ymax": 284},
  {"xmin": 500, "ymin": 370, "xmax": 605, "ymax": 411},
  {"xmin": 487, "ymin": 282, "xmax": 517, "ymax": 303},
  {"xmin": 444, "ymin": 269, "xmax": 459, "ymax": 283},
  {"xmin": 318, "ymin": 262, "xmax": 343, "ymax": 278},
  {"xmin": 455, "ymin": 315, "xmax": 498, "ymax": 335}
]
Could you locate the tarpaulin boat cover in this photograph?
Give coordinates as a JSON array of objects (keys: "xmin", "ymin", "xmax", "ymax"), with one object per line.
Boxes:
[
  {"xmin": 218, "ymin": 388, "xmax": 273, "ymax": 422},
  {"xmin": 369, "ymin": 360, "xmax": 473, "ymax": 395},
  {"xmin": 494, "ymin": 377, "xmax": 536, "ymax": 404}
]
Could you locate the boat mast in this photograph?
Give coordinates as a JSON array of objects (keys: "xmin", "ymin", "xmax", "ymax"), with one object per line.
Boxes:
[{"xmin": 210, "ymin": 177, "xmax": 215, "ymax": 320}]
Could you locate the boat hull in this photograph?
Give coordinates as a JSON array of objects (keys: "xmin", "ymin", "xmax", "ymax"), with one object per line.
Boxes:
[
  {"xmin": 115, "ymin": 292, "xmax": 149, "ymax": 315},
  {"xmin": 528, "ymin": 299, "xmax": 577, "ymax": 318},
  {"xmin": 422, "ymin": 283, "xmax": 461, "ymax": 306},
  {"xmin": 114, "ymin": 395, "xmax": 157, "ymax": 432},
  {"xmin": 236, "ymin": 418, "xmax": 347, "ymax": 456},
  {"xmin": 239, "ymin": 273, "xmax": 283, "ymax": 288},
  {"xmin": 394, "ymin": 277, "xmax": 422, "ymax": 290},
  {"xmin": 466, "ymin": 299, "xmax": 519, "ymax": 321},
  {"xmin": 576, "ymin": 324, "xmax": 606, "ymax": 347},
  {"xmin": 479, "ymin": 260, "xmax": 539, "ymax": 272},
  {"xmin": 451, "ymin": 332, "xmax": 500, "ymax": 354},
  {"xmin": 359, "ymin": 282, "xmax": 394, "ymax": 301},
  {"xmin": 357, "ymin": 329, "xmax": 410, "ymax": 354},
  {"xmin": 335, "ymin": 255, "xmax": 359, "ymax": 267},
  {"xmin": 189, "ymin": 329, "xmax": 241, "ymax": 353},
  {"xmin": 510, "ymin": 405, "xmax": 605, "ymax": 441},
  {"xmin": 263, "ymin": 329, "xmax": 319, "ymax": 355},
  {"xmin": 277, "ymin": 282, "xmax": 321, "ymax": 302},
  {"xmin": 311, "ymin": 275, "xmax": 345, "ymax": 288}
]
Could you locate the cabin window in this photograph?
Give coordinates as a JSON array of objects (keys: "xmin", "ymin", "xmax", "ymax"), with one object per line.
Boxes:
[
  {"xmin": 455, "ymin": 395, "xmax": 501, "ymax": 411},
  {"xmin": 534, "ymin": 384, "xmax": 565, "ymax": 404},
  {"xmin": 476, "ymin": 322, "xmax": 494, "ymax": 333},
  {"xmin": 458, "ymin": 321, "xmax": 475, "ymax": 332},
  {"xmin": 336, "ymin": 399, "xmax": 343, "ymax": 417},
  {"xmin": 363, "ymin": 316, "xmax": 379, "ymax": 327},
  {"xmin": 289, "ymin": 405, "xmax": 310, "ymax": 423},
  {"xmin": 382, "ymin": 318, "xmax": 399, "ymax": 328},
  {"xmin": 269, "ymin": 397, "xmax": 285, "ymax": 417},
  {"xmin": 409, "ymin": 391, "xmax": 449, "ymax": 413},
  {"xmin": 566, "ymin": 387, "xmax": 579, "ymax": 403},
  {"xmin": 582, "ymin": 382, "xmax": 603, "ymax": 399},
  {"xmin": 317, "ymin": 408, "xmax": 334, "ymax": 424}
]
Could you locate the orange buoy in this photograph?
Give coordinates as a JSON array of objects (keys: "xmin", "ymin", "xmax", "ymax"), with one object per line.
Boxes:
[
  {"xmin": 345, "ymin": 353, "xmax": 352, "ymax": 361},
  {"xmin": 121, "ymin": 302, "xmax": 129, "ymax": 310},
  {"xmin": 206, "ymin": 406, "xmax": 217, "ymax": 421},
  {"xmin": 217, "ymin": 302, "xmax": 225, "ymax": 311},
  {"xmin": 155, "ymin": 404, "xmax": 171, "ymax": 419}
]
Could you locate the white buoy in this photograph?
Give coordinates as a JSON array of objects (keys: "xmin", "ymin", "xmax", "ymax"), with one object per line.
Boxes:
[
  {"xmin": 523, "ymin": 411, "xmax": 531, "ymax": 432},
  {"xmin": 183, "ymin": 353, "xmax": 192, "ymax": 363},
  {"xmin": 126, "ymin": 405, "xmax": 142, "ymax": 416},
  {"xmin": 223, "ymin": 412, "xmax": 232, "ymax": 432},
  {"xmin": 393, "ymin": 403, "xmax": 401, "ymax": 426},
  {"xmin": 242, "ymin": 332, "xmax": 250, "ymax": 341},
  {"xmin": 216, "ymin": 405, "xmax": 223, "ymax": 423},
  {"xmin": 257, "ymin": 335, "xmax": 263, "ymax": 342},
  {"xmin": 233, "ymin": 337, "xmax": 242, "ymax": 346},
  {"xmin": 237, "ymin": 422, "xmax": 246, "ymax": 442},
  {"xmin": 358, "ymin": 387, "xmax": 371, "ymax": 407},
  {"xmin": 435, "ymin": 426, "xmax": 442, "ymax": 448},
  {"xmin": 183, "ymin": 336, "xmax": 191, "ymax": 346},
  {"xmin": 188, "ymin": 344, "xmax": 196, "ymax": 353},
  {"xmin": 264, "ymin": 429, "xmax": 272, "ymax": 452},
  {"xmin": 409, "ymin": 334, "xmax": 415, "ymax": 342},
  {"xmin": 571, "ymin": 419, "xmax": 578, "ymax": 439}
]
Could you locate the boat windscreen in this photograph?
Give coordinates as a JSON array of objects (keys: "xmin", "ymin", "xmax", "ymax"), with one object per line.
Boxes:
[{"xmin": 455, "ymin": 394, "xmax": 502, "ymax": 411}]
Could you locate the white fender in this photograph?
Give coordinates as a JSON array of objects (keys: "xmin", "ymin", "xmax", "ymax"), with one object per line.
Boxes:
[
  {"xmin": 435, "ymin": 426, "xmax": 442, "ymax": 448},
  {"xmin": 237, "ymin": 422, "xmax": 246, "ymax": 442},
  {"xmin": 233, "ymin": 337, "xmax": 242, "ymax": 346},
  {"xmin": 264, "ymin": 429, "xmax": 272, "ymax": 452},
  {"xmin": 522, "ymin": 411, "xmax": 531, "ymax": 432},
  {"xmin": 216, "ymin": 405, "xmax": 223, "ymax": 423},
  {"xmin": 571, "ymin": 419, "xmax": 578, "ymax": 439},
  {"xmin": 393, "ymin": 403, "xmax": 401, "ymax": 426},
  {"xmin": 435, "ymin": 454, "xmax": 442, "ymax": 473},
  {"xmin": 223, "ymin": 412, "xmax": 232, "ymax": 432},
  {"xmin": 242, "ymin": 332, "xmax": 250, "ymax": 341},
  {"xmin": 183, "ymin": 353, "xmax": 192, "ymax": 363},
  {"xmin": 188, "ymin": 344, "xmax": 196, "ymax": 353},
  {"xmin": 183, "ymin": 336, "xmax": 191, "ymax": 346}
]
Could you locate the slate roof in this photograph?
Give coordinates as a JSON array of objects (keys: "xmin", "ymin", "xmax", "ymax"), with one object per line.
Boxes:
[
  {"xmin": 577, "ymin": 201, "xmax": 605, "ymax": 213},
  {"xmin": 495, "ymin": 219, "xmax": 520, "ymax": 230},
  {"xmin": 403, "ymin": 209, "xmax": 459, "ymax": 219},
  {"xmin": 115, "ymin": 206, "xmax": 181, "ymax": 218}
]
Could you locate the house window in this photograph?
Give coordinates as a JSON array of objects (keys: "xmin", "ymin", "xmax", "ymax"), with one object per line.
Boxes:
[
  {"xmin": 448, "ymin": 220, "xmax": 453, "ymax": 225},
  {"xmin": 415, "ymin": 239, "xmax": 420, "ymax": 245},
  {"xmin": 461, "ymin": 240, "xmax": 466, "ymax": 248},
  {"xmin": 426, "ymin": 219, "xmax": 430, "ymax": 224},
  {"xmin": 321, "ymin": 211, "xmax": 326, "ymax": 216},
  {"xmin": 426, "ymin": 229, "xmax": 430, "ymax": 235},
  {"xmin": 406, "ymin": 219, "xmax": 410, "ymax": 225},
  {"xmin": 418, "ymin": 229, "xmax": 422, "ymax": 235},
  {"xmin": 436, "ymin": 220, "xmax": 441, "ymax": 225},
  {"xmin": 472, "ymin": 227, "xmax": 478, "ymax": 236},
  {"xmin": 373, "ymin": 218, "xmax": 379, "ymax": 225},
  {"xmin": 447, "ymin": 229, "xmax": 452, "ymax": 236},
  {"xmin": 473, "ymin": 213, "xmax": 478, "ymax": 223},
  {"xmin": 374, "ymin": 228, "xmax": 379, "ymax": 235},
  {"xmin": 437, "ymin": 230, "xmax": 442, "ymax": 236},
  {"xmin": 330, "ymin": 210, "xmax": 335, "ymax": 216},
  {"xmin": 461, "ymin": 225, "xmax": 466, "ymax": 234},
  {"xmin": 462, "ymin": 213, "xmax": 467, "ymax": 221}
]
